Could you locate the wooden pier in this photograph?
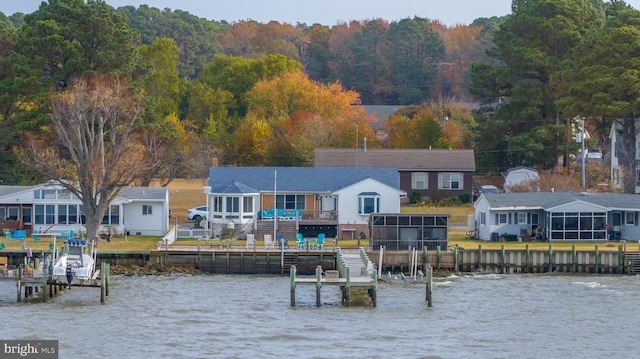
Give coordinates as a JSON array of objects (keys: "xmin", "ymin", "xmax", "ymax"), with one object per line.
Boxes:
[
  {"xmin": 0, "ymin": 255, "xmax": 110, "ymax": 303},
  {"xmin": 290, "ymin": 248, "xmax": 378, "ymax": 307}
]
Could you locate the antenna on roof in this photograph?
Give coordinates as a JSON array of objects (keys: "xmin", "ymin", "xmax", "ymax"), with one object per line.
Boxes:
[{"xmin": 355, "ymin": 125, "xmax": 359, "ymax": 168}]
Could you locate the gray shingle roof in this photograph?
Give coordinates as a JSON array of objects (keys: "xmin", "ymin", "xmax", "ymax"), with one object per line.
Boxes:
[
  {"xmin": 208, "ymin": 167, "xmax": 400, "ymax": 193},
  {"xmin": 210, "ymin": 180, "xmax": 259, "ymax": 194},
  {"xmin": 119, "ymin": 187, "xmax": 167, "ymax": 201},
  {"xmin": 314, "ymin": 148, "xmax": 475, "ymax": 171},
  {"xmin": 482, "ymin": 192, "xmax": 640, "ymax": 211}
]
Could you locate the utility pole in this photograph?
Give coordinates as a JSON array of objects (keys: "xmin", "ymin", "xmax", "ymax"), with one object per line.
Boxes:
[
  {"xmin": 355, "ymin": 124, "xmax": 359, "ymax": 168},
  {"xmin": 437, "ymin": 63, "xmax": 452, "ymax": 125},
  {"xmin": 581, "ymin": 117, "xmax": 586, "ymax": 190}
]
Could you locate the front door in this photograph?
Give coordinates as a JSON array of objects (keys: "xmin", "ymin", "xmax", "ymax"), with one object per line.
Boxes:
[
  {"xmin": 320, "ymin": 195, "xmax": 335, "ymax": 211},
  {"xmin": 612, "ymin": 212, "xmax": 622, "ymax": 227}
]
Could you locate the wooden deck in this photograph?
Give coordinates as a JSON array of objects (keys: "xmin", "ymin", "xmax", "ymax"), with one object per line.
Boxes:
[{"xmin": 291, "ymin": 248, "xmax": 377, "ymax": 306}]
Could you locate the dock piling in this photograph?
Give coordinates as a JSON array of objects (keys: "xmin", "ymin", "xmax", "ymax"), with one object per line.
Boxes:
[
  {"xmin": 290, "ymin": 265, "xmax": 297, "ymax": 307},
  {"xmin": 315, "ymin": 265, "xmax": 322, "ymax": 307},
  {"xmin": 426, "ymin": 264, "xmax": 432, "ymax": 307}
]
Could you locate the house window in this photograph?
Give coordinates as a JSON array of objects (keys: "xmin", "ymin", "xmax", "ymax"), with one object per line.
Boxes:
[
  {"xmin": 531, "ymin": 213, "xmax": 539, "ymax": 226},
  {"xmin": 22, "ymin": 207, "xmax": 32, "ymax": 225},
  {"xmin": 58, "ymin": 189, "xmax": 77, "ymax": 199},
  {"xmin": 439, "ymin": 173, "xmax": 462, "ymax": 190},
  {"xmin": 7, "ymin": 207, "xmax": 19, "ymax": 220},
  {"xmin": 0, "ymin": 208, "xmax": 5, "ymax": 220},
  {"xmin": 243, "ymin": 197, "xmax": 253, "ymax": 213},
  {"xmin": 34, "ymin": 189, "xmax": 58, "ymax": 199},
  {"xmin": 276, "ymin": 195, "xmax": 306, "ymax": 210},
  {"xmin": 110, "ymin": 205, "xmax": 120, "ymax": 225},
  {"xmin": 626, "ymin": 212, "xmax": 636, "ymax": 226},
  {"xmin": 35, "ymin": 205, "xmax": 55, "ymax": 224},
  {"xmin": 103, "ymin": 205, "xmax": 120, "ymax": 225},
  {"xmin": 412, "ymin": 172, "xmax": 427, "ymax": 190},
  {"xmin": 41, "ymin": 189, "xmax": 57, "ymax": 199},
  {"xmin": 498, "ymin": 213, "xmax": 507, "ymax": 224},
  {"xmin": 213, "ymin": 197, "xmax": 222, "ymax": 212},
  {"xmin": 358, "ymin": 193, "xmax": 380, "ymax": 214},
  {"xmin": 226, "ymin": 197, "xmax": 240, "ymax": 213},
  {"xmin": 143, "ymin": 205, "xmax": 153, "ymax": 215},
  {"xmin": 58, "ymin": 205, "xmax": 79, "ymax": 224},
  {"xmin": 518, "ymin": 213, "xmax": 527, "ymax": 224},
  {"xmin": 480, "ymin": 212, "xmax": 486, "ymax": 226}
]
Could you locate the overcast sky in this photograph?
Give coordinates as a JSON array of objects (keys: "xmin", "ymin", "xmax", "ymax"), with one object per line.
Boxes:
[
  {"xmin": 4, "ymin": 1, "xmax": 640, "ymax": 27},
  {"xmin": 0, "ymin": 0, "xmax": 512, "ymax": 26}
]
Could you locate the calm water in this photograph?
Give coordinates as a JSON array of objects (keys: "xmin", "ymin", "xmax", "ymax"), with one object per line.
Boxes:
[{"xmin": 2, "ymin": 273, "xmax": 640, "ymax": 358}]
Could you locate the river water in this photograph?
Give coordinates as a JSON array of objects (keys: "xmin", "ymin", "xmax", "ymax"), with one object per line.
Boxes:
[{"xmin": 1, "ymin": 273, "xmax": 639, "ymax": 358}]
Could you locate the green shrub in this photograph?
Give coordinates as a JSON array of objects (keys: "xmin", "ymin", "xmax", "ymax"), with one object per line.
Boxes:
[
  {"xmin": 408, "ymin": 191, "xmax": 422, "ymax": 204},
  {"xmin": 459, "ymin": 192, "xmax": 471, "ymax": 204}
]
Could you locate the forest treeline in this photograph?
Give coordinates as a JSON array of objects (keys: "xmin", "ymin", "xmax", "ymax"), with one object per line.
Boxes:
[
  {"xmin": 1, "ymin": 0, "xmax": 639, "ymax": 193},
  {"xmin": 0, "ymin": 1, "xmax": 495, "ymax": 185}
]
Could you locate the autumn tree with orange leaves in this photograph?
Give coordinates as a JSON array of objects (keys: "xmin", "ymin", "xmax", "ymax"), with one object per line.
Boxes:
[{"xmin": 242, "ymin": 70, "xmax": 375, "ymax": 166}]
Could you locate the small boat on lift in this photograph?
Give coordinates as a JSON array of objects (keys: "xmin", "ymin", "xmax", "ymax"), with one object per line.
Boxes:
[{"xmin": 53, "ymin": 239, "xmax": 96, "ymax": 285}]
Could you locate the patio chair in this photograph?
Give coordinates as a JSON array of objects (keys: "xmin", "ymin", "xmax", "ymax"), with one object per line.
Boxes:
[
  {"xmin": 246, "ymin": 234, "xmax": 255, "ymax": 249},
  {"xmin": 296, "ymin": 233, "xmax": 306, "ymax": 249},
  {"xmin": 317, "ymin": 233, "xmax": 325, "ymax": 249},
  {"xmin": 264, "ymin": 234, "xmax": 274, "ymax": 249},
  {"xmin": 277, "ymin": 235, "xmax": 289, "ymax": 249},
  {"xmin": 261, "ymin": 209, "xmax": 274, "ymax": 220},
  {"xmin": 32, "ymin": 233, "xmax": 41, "ymax": 243},
  {"xmin": 13, "ymin": 230, "xmax": 27, "ymax": 241},
  {"xmin": 4, "ymin": 230, "xmax": 10, "ymax": 241}
]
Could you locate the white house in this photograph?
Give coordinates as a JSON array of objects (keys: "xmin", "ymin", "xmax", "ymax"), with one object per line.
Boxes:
[
  {"xmin": 206, "ymin": 167, "xmax": 406, "ymax": 239},
  {"xmin": 474, "ymin": 191, "xmax": 640, "ymax": 242},
  {"xmin": 0, "ymin": 182, "xmax": 169, "ymax": 236},
  {"xmin": 502, "ymin": 166, "xmax": 539, "ymax": 192}
]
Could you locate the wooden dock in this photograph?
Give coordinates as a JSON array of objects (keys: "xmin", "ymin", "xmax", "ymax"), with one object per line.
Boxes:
[
  {"xmin": 0, "ymin": 256, "xmax": 111, "ymax": 303},
  {"xmin": 290, "ymin": 248, "xmax": 378, "ymax": 307}
]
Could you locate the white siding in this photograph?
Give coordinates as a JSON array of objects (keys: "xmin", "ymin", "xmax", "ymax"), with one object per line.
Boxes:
[
  {"xmin": 474, "ymin": 196, "xmax": 491, "ymax": 241},
  {"xmin": 124, "ymin": 202, "xmax": 168, "ymax": 236},
  {"xmin": 334, "ymin": 178, "xmax": 404, "ymax": 225},
  {"xmin": 123, "ymin": 202, "xmax": 167, "ymax": 236},
  {"xmin": 3, "ymin": 191, "xmax": 36, "ymax": 204}
]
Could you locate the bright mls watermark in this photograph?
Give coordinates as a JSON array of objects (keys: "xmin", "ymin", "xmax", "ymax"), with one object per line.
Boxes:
[{"xmin": 1, "ymin": 340, "xmax": 57, "ymax": 358}]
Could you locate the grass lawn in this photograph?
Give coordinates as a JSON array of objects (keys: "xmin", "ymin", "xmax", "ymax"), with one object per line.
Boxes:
[
  {"xmin": 401, "ymin": 203, "xmax": 473, "ymax": 224},
  {"xmin": 447, "ymin": 227, "xmax": 628, "ymax": 252},
  {"xmin": 1, "ymin": 235, "xmax": 161, "ymax": 252},
  {"xmin": 151, "ymin": 178, "xmax": 208, "ymax": 222}
]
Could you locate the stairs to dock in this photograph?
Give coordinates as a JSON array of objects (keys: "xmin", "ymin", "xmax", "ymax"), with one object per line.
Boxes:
[
  {"xmin": 254, "ymin": 221, "xmax": 298, "ymax": 243},
  {"xmin": 625, "ymin": 253, "xmax": 640, "ymax": 274},
  {"xmin": 283, "ymin": 253, "xmax": 298, "ymax": 269}
]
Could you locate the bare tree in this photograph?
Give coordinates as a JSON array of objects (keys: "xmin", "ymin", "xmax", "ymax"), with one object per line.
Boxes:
[{"xmin": 16, "ymin": 75, "xmax": 147, "ymax": 241}]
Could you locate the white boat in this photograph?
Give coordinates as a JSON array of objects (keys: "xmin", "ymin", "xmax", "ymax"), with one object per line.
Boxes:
[{"xmin": 53, "ymin": 239, "xmax": 96, "ymax": 285}]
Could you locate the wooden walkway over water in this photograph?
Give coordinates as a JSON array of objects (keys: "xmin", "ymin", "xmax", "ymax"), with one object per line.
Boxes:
[{"xmin": 290, "ymin": 247, "xmax": 378, "ymax": 307}]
